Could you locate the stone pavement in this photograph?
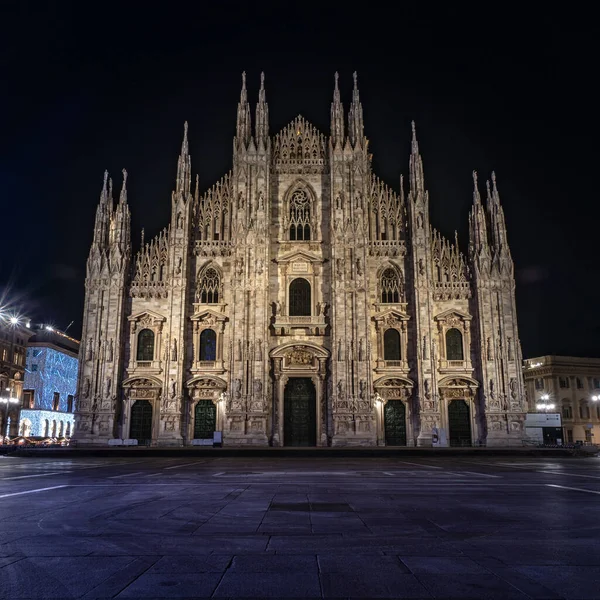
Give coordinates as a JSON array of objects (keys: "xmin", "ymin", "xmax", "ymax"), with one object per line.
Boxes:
[{"xmin": 1, "ymin": 454, "xmax": 600, "ymax": 598}]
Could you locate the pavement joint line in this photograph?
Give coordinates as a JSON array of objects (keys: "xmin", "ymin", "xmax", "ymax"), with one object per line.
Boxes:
[
  {"xmin": 546, "ymin": 483, "xmax": 600, "ymax": 495},
  {"xmin": 2, "ymin": 471, "xmax": 69, "ymax": 480},
  {"xmin": 383, "ymin": 472, "xmax": 394, "ymax": 476},
  {"xmin": 163, "ymin": 461, "xmax": 203, "ymax": 470},
  {"xmin": 213, "ymin": 472, "xmax": 225, "ymax": 476},
  {"xmin": 452, "ymin": 471, "xmax": 502, "ymax": 478},
  {"xmin": 107, "ymin": 471, "xmax": 145, "ymax": 479},
  {"xmin": 538, "ymin": 470, "xmax": 600, "ymax": 480},
  {"xmin": 0, "ymin": 485, "xmax": 69, "ymax": 499},
  {"xmin": 393, "ymin": 460, "xmax": 443, "ymax": 469}
]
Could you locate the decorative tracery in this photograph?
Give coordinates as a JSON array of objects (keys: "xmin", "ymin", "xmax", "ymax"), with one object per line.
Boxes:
[
  {"xmin": 289, "ymin": 189, "xmax": 311, "ymax": 241},
  {"xmin": 197, "ymin": 267, "xmax": 221, "ymax": 304},
  {"xmin": 380, "ymin": 268, "xmax": 402, "ymax": 303}
]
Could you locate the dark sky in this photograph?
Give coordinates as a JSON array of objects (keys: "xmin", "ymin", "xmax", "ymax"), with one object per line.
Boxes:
[{"xmin": 0, "ymin": 3, "xmax": 596, "ymax": 358}]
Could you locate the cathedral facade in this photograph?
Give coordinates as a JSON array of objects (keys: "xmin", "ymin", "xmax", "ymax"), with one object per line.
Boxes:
[{"xmin": 73, "ymin": 73, "xmax": 526, "ymax": 447}]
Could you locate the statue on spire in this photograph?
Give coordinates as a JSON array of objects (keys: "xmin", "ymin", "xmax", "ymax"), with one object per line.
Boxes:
[{"xmin": 330, "ymin": 72, "xmax": 344, "ymax": 147}]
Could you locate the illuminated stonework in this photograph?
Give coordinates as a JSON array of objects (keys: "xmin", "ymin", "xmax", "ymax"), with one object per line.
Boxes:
[{"xmin": 74, "ymin": 73, "xmax": 526, "ymax": 447}]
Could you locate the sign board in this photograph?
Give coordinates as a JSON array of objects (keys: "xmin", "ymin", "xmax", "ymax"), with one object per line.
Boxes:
[
  {"xmin": 525, "ymin": 413, "xmax": 562, "ymax": 427},
  {"xmin": 525, "ymin": 427, "xmax": 544, "ymax": 442}
]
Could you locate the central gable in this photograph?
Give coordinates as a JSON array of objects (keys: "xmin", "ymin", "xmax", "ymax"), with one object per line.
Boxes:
[{"xmin": 271, "ymin": 115, "xmax": 328, "ymax": 173}]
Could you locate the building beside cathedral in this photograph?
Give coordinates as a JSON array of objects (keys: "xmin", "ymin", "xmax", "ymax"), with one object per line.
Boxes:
[{"xmin": 73, "ymin": 72, "xmax": 526, "ymax": 447}]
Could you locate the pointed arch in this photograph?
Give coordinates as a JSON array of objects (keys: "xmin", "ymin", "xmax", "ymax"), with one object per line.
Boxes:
[
  {"xmin": 196, "ymin": 262, "xmax": 223, "ymax": 304},
  {"xmin": 284, "ymin": 180, "xmax": 316, "ymax": 242},
  {"xmin": 378, "ymin": 263, "xmax": 403, "ymax": 304}
]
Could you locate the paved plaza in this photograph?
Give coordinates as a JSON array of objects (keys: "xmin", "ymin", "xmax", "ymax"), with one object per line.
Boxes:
[{"xmin": 1, "ymin": 453, "xmax": 600, "ymax": 599}]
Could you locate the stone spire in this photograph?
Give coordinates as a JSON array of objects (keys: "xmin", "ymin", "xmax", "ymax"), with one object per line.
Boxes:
[
  {"xmin": 486, "ymin": 172, "xmax": 512, "ymax": 267},
  {"xmin": 409, "ymin": 121, "xmax": 426, "ymax": 198},
  {"xmin": 235, "ymin": 71, "xmax": 252, "ymax": 149},
  {"xmin": 348, "ymin": 71, "xmax": 364, "ymax": 148},
  {"xmin": 330, "ymin": 72, "xmax": 344, "ymax": 148},
  {"xmin": 175, "ymin": 121, "xmax": 192, "ymax": 197},
  {"xmin": 92, "ymin": 170, "xmax": 111, "ymax": 249},
  {"xmin": 255, "ymin": 72, "xmax": 269, "ymax": 149},
  {"xmin": 468, "ymin": 170, "xmax": 491, "ymax": 273}
]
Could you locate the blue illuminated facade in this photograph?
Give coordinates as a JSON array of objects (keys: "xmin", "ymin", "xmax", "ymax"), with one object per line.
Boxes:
[{"xmin": 19, "ymin": 327, "xmax": 80, "ymax": 438}]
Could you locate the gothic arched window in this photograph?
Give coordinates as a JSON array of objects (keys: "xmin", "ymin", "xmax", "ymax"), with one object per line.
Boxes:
[
  {"xmin": 199, "ymin": 329, "xmax": 217, "ymax": 361},
  {"xmin": 289, "ymin": 189, "xmax": 311, "ymax": 241},
  {"xmin": 446, "ymin": 328, "xmax": 464, "ymax": 361},
  {"xmin": 384, "ymin": 329, "xmax": 401, "ymax": 360},
  {"xmin": 289, "ymin": 278, "xmax": 311, "ymax": 316},
  {"xmin": 137, "ymin": 329, "xmax": 155, "ymax": 361},
  {"xmin": 198, "ymin": 267, "xmax": 220, "ymax": 303},
  {"xmin": 380, "ymin": 268, "xmax": 401, "ymax": 303}
]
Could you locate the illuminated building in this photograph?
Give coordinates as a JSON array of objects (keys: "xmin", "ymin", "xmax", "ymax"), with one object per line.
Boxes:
[
  {"xmin": 74, "ymin": 73, "xmax": 526, "ymax": 447},
  {"xmin": 0, "ymin": 314, "xmax": 33, "ymax": 438},
  {"xmin": 523, "ymin": 355, "xmax": 600, "ymax": 445},
  {"xmin": 20, "ymin": 325, "xmax": 79, "ymax": 438}
]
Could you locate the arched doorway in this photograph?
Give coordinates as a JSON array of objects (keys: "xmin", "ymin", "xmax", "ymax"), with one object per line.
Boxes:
[
  {"xmin": 384, "ymin": 400, "xmax": 407, "ymax": 446},
  {"xmin": 194, "ymin": 400, "xmax": 216, "ymax": 439},
  {"xmin": 448, "ymin": 399, "xmax": 471, "ymax": 447},
  {"xmin": 284, "ymin": 377, "xmax": 316, "ymax": 446},
  {"xmin": 130, "ymin": 400, "xmax": 153, "ymax": 445}
]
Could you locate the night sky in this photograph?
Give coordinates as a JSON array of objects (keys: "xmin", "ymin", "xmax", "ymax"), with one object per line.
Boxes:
[{"xmin": 1, "ymin": 4, "xmax": 595, "ymax": 358}]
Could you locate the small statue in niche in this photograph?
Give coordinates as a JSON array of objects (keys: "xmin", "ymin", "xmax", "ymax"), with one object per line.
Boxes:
[
  {"xmin": 171, "ymin": 338, "xmax": 177, "ymax": 362},
  {"xmin": 510, "ymin": 378, "xmax": 518, "ymax": 399},
  {"xmin": 170, "ymin": 379, "xmax": 176, "ymax": 398},
  {"xmin": 359, "ymin": 379, "xmax": 366, "ymax": 400},
  {"xmin": 176, "ymin": 213, "xmax": 183, "ymax": 229},
  {"xmin": 490, "ymin": 379, "xmax": 495, "ymax": 399},
  {"xmin": 105, "ymin": 377, "xmax": 111, "ymax": 398},
  {"xmin": 256, "ymin": 258, "xmax": 264, "ymax": 275},
  {"xmin": 258, "ymin": 190, "xmax": 265, "ymax": 211},
  {"xmin": 274, "ymin": 301, "xmax": 282, "ymax": 316},
  {"xmin": 422, "ymin": 335, "xmax": 429, "ymax": 360},
  {"xmin": 107, "ymin": 339, "xmax": 113, "ymax": 362},
  {"xmin": 235, "ymin": 258, "xmax": 244, "ymax": 277},
  {"xmin": 85, "ymin": 338, "xmax": 93, "ymax": 361},
  {"xmin": 418, "ymin": 259, "xmax": 425, "ymax": 275},
  {"xmin": 234, "ymin": 378, "xmax": 242, "ymax": 399},
  {"xmin": 335, "ymin": 191, "xmax": 342, "ymax": 210},
  {"xmin": 256, "ymin": 340, "xmax": 263, "ymax": 361},
  {"xmin": 337, "ymin": 339, "xmax": 343, "ymax": 361},
  {"xmin": 176, "ymin": 257, "xmax": 182, "ymax": 274},
  {"xmin": 417, "ymin": 212, "xmax": 424, "ymax": 228},
  {"xmin": 82, "ymin": 377, "xmax": 90, "ymax": 398},
  {"xmin": 254, "ymin": 379, "xmax": 262, "ymax": 395},
  {"xmin": 358, "ymin": 338, "xmax": 365, "ymax": 361},
  {"xmin": 237, "ymin": 191, "xmax": 244, "ymax": 210},
  {"xmin": 317, "ymin": 302, "xmax": 327, "ymax": 316},
  {"xmin": 487, "ymin": 337, "xmax": 493, "ymax": 361},
  {"xmin": 424, "ymin": 378, "xmax": 431, "ymax": 399},
  {"xmin": 507, "ymin": 337, "xmax": 514, "ymax": 360},
  {"xmin": 336, "ymin": 258, "xmax": 344, "ymax": 276},
  {"xmin": 237, "ymin": 340, "xmax": 243, "ymax": 361},
  {"xmin": 356, "ymin": 257, "xmax": 364, "ymax": 276},
  {"xmin": 337, "ymin": 380, "xmax": 344, "ymax": 399}
]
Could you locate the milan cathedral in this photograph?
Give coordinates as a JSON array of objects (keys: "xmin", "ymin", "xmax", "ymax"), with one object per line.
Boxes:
[{"xmin": 73, "ymin": 72, "xmax": 526, "ymax": 447}]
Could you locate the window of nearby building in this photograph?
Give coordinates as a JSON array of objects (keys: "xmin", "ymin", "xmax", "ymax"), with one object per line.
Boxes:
[
  {"xmin": 580, "ymin": 403, "xmax": 590, "ymax": 419},
  {"xmin": 53, "ymin": 392, "xmax": 60, "ymax": 411},
  {"xmin": 199, "ymin": 329, "xmax": 217, "ymax": 361},
  {"xmin": 567, "ymin": 429, "xmax": 573, "ymax": 443},
  {"xmin": 32, "ymin": 349, "xmax": 42, "ymax": 358},
  {"xmin": 380, "ymin": 268, "xmax": 401, "ymax": 304},
  {"xmin": 562, "ymin": 405, "xmax": 572, "ymax": 419},
  {"xmin": 593, "ymin": 378, "xmax": 600, "ymax": 389},
  {"xmin": 383, "ymin": 329, "xmax": 401, "ymax": 361},
  {"xmin": 136, "ymin": 329, "xmax": 155, "ymax": 361},
  {"xmin": 289, "ymin": 278, "xmax": 311, "ymax": 316},
  {"xmin": 576, "ymin": 377, "xmax": 584, "ymax": 389},
  {"xmin": 31, "ymin": 364, "xmax": 38, "ymax": 372},
  {"xmin": 559, "ymin": 377, "xmax": 569, "ymax": 389},
  {"xmin": 445, "ymin": 328, "xmax": 464, "ymax": 361},
  {"xmin": 535, "ymin": 378, "xmax": 544, "ymax": 391},
  {"xmin": 23, "ymin": 390, "xmax": 34, "ymax": 409},
  {"xmin": 67, "ymin": 395, "xmax": 74, "ymax": 412},
  {"xmin": 66, "ymin": 422, "xmax": 71, "ymax": 437}
]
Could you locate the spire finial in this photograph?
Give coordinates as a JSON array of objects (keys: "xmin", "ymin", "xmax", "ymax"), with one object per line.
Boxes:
[
  {"xmin": 334, "ymin": 71, "xmax": 339, "ymax": 88},
  {"xmin": 411, "ymin": 120, "xmax": 417, "ymax": 141},
  {"xmin": 260, "ymin": 71, "xmax": 265, "ymax": 89},
  {"xmin": 491, "ymin": 170, "xmax": 498, "ymax": 194},
  {"xmin": 141, "ymin": 228, "xmax": 145, "ymax": 247},
  {"xmin": 353, "ymin": 71, "xmax": 358, "ymax": 89},
  {"xmin": 241, "ymin": 71, "xmax": 246, "ymax": 91},
  {"xmin": 122, "ymin": 168, "xmax": 128, "ymax": 188}
]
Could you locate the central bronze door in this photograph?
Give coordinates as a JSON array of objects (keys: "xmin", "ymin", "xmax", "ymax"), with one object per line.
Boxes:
[
  {"xmin": 284, "ymin": 377, "xmax": 316, "ymax": 446},
  {"xmin": 384, "ymin": 400, "xmax": 407, "ymax": 446},
  {"xmin": 130, "ymin": 400, "xmax": 153, "ymax": 445},
  {"xmin": 448, "ymin": 399, "xmax": 471, "ymax": 447},
  {"xmin": 194, "ymin": 400, "xmax": 216, "ymax": 439}
]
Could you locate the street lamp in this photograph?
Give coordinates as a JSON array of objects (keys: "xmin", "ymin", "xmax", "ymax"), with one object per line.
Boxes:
[
  {"xmin": 1, "ymin": 388, "xmax": 19, "ymax": 443},
  {"xmin": 536, "ymin": 393, "xmax": 556, "ymax": 411},
  {"xmin": 592, "ymin": 395, "xmax": 600, "ymax": 403}
]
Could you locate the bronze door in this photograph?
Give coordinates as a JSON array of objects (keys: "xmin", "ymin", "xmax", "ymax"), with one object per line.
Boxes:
[
  {"xmin": 284, "ymin": 377, "xmax": 316, "ymax": 446},
  {"xmin": 194, "ymin": 400, "xmax": 216, "ymax": 439},
  {"xmin": 130, "ymin": 400, "xmax": 152, "ymax": 445},
  {"xmin": 384, "ymin": 400, "xmax": 407, "ymax": 446},
  {"xmin": 448, "ymin": 399, "xmax": 471, "ymax": 447}
]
